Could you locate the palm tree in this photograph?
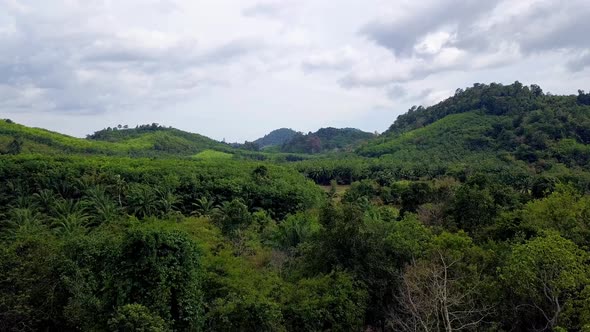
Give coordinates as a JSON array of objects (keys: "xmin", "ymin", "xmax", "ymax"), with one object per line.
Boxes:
[
  {"xmin": 275, "ymin": 215, "xmax": 316, "ymax": 249},
  {"xmin": 114, "ymin": 174, "xmax": 127, "ymax": 207},
  {"xmin": 50, "ymin": 198, "xmax": 89, "ymax": 235},
  {"xmin": 156, "ymin": 188, "xmax": 180, "ymax": 217},
  {"xmin": 9, "ymin": 195, "xmax": 37, "ymax": 210},
  {"xmin": 191, "ymin": 196, "xmax": 218, "ymax": 217},
  {"xmin": 127, "ymin": 184, "xmax": 158, "ymax": 219},
  {"xmin": 5, "ymin": 179, "xmax": 28, "ymax": 197},
  {"xmin": 1, "ymin": 208, "xmax": 44, "ymax": 238},
  {"xmin": 51, "ymin": 177, "xmax": 76, "ymax": 198},
  {"xmin": 33, "ymin": 189, "xmax": 57, "ymax": 214},
  {"xmin": 84, "ymin": 186, "xmax": 121, "ymax": 225},
  {"xmin": 212, "ymin": 199, "xmax": 252, "ymax": 235},
  {"xmin": 52, "ymin": 213, "xmax": 88, "ymax": 236}
]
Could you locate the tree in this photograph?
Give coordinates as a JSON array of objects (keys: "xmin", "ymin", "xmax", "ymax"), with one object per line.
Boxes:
[
  {"xmin": 84, "ymin": 186, "xmax": 121, "ymax": 225},
  {"xmin": 156, "ymin": 188, "xmax": 180, "ymax": 217},
  {"xmin": 213, "ymin": 199, "xmax": 252, "ymax": 235},
  {"xmin": 502, "ymin": 233, "xmax": 589, "ymax": 331},
  {"xmin": 521, "ymin": 185, "xmax": 590, "ymax": 247},
  {"xmin": 127, "ymin": 184, "xmax": 158, "ymax": 218},
  {"xmin": 578, "ymin": 90, "xmax": 590, "ymax": 105},
  {"xmin": 530, "ymin": 84, "xmax": 543, "ymax": 97},
  {"xmin": 274, "ymin": 212, "xmax": 319, "ymax": 250},
  {"xmin": 309, "ymin": 203, "xmax": 401, "ymax": 328},
  {"xmin": 242, "ymin": 141, "xmax": 260, "ymax": 151},
  {"xmin": 7, "ymin": 137, "xmax": 23, "ymax": 155},
  {"xmin": 61, "ymin": 226, "xmax": 204, "ymax": 331},
  {"xmin": 108, "ymin": 304, "xmax": 167, "ymax": 332},
  {"xmin": 448, "ymin": 184, "xmax": 496, "ymax": 232},
  {"xmin": 50, "ymin": 199, "xmax": 89, "ymax": 236},
  {"xmin": 284, "ymin": 272, "xmax": 368, "ymax": 332},
  {"xmin": 308, "ymin": 135, "xmax": 322, "ymax": 153},
  {"xmin": 389, "ymin": 232, "xmax": 493, "ymax": 332},
  {"xmin": 191, "ymin": 196, "xmax": 218, "ymax": 217},
  {"xmin": 252, "ymin": 165, "xmax": 269, "ymax": 180}
]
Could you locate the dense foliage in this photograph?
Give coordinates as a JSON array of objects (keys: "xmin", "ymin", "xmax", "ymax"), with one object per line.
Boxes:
[
  {"xmin": 253, "ymin": 128, "xmax": 298, "ymax": 149},
  {"xmin": 2, "ymin": 82, "xmax": 590, "ymax": 331},
  {"xmin": 281, "ymin": 127, "xmax": 374, "ymax": 154}
]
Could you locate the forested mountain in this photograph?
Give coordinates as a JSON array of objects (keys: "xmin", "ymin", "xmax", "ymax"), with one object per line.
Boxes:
[
  {"xmin": 281, "ymin": 127, "xmax": 374, "ymax": 154},
  {"xmin": 253, "ymin": 128, "xmax": 297, "ymax": 148},
  {"xmin": 293, "ymin": 83, "xmax": 590, "ymax": 187},
  {"xmin": 357, "ymin": 82, "xmax": 590, "ymax": 170},
  {"xmin": 3, "ymin": 82, "xmax": 590, "ymax": 331}
]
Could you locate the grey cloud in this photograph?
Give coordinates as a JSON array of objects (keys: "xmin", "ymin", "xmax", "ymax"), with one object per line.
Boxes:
[
  {"xmin": 301, "ymin": 50, "xmax": 356, "ymax": 72},
  {"xmin": 414, "ymin": 88, "xmax": 434, "ymax": 102},
  {"xmin": 195, "ymin": 39, "xmax": 263, "ymax": 65},
  {"xmin": 519, "ymin": 15, "xmax": 590, "ymax": 53},
  {"xmin": 361, "ymin": 0, "xmax": 590, "ymax": 57},
  {"xmin": 0, "ymin": 4, "xmax": 264, "ymax": 117},
  {"xmin": 350, "ymin": 0, "xmax": 590, "ymax": 89},
  {"xmin": 386, "ymin": 85, "xmax": 407, "ymax": 100},
  {"xmin": 302, "ymin": 61, "xmax": 349, "ymax": 72},
  {"xmin": 339, "ymin": 61, "xmax": 460, "ymax": 89},
  {"xmin": 386, "ymin": 85, "xmax": 433, "ymax": 102},
  {"xmin": 361, "ymin": 0, "xmax": 501, "ymax": 56},
  {"xmin": 242, "ymin": 2, "xmax": 285, "ymax": 18},
  {"xmin": 80, "ymin": 37, "xmax": 261, "ymax": 70},
  {"xmin": 82, "ymin": 48, "xmax": 159, "ymax": 64},
  {"xmin": 453, "ymin": 1, "xmax": 590, "ymax": 54},
  {"xmin": 567, "ymin": 52, "xmax": 590, "ymax": 72},
  {"xmin": 339, "ymin": 75, "xmax": 393, "ymax": 89}
]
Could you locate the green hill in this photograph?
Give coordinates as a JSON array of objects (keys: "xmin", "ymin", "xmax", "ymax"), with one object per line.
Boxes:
[
  {"xmin": 87, "ymin": 124, "xmax": 232, "ymax": 155},
  {"xmin": 253, "ymin": 128, "xmax": 297, "ymax": 149},
  {"xmin": 281, "ymin": 127, "xmax": 374, "ymax": 154},
  {"xmin": 292, "ymin": 83, "xmax": 590, "ymax": 186},
  {"xmin": 0, "ymin": 120, "xmax": 234, "ymax": 157},
  {"xmin": 359, "ymin": 82, "xmax": 590, "ymax": 170}
]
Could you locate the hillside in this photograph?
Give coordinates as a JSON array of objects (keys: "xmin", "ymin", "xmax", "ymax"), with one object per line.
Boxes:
[
  {"xmin": 281, "ymin": 127, "xmax": 374, "ymax": 154},
  {"xmin": 291, "ymin": 83, "xmax": 590, "ymax": 189},
  {"xmin": 87, "ymin": 123, "xmax": 232, "ymax": 155},
  {"xmin": 359, "ymin": 82, "xmax": 590, "ymax": 170},
  {"xmin": 253, "ymin": 128, "xmax": 297, "ymax": 149},
  {"xmin": 0, "ymin": 120, "xmax": 235, "ymax": 157}
]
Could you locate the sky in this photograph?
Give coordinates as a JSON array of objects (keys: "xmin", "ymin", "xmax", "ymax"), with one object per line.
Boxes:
[{"xmin": 1, "ymin": 0, "xmax": 589, "ymax": 142}]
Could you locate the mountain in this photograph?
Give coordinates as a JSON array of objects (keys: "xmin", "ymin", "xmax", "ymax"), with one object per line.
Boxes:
[
  {"xmin": 358, "ymin": 82, "xmax": 590, "ymax": 171},
  {"xmin": 281, "ymin": 127, "xmax": 374, "ymax": 154},
  {"xmin": 0, "ymin": 120, "xmax": 234, "ymax": 157},
  {"xmin": 253, "ymin": 128, "xmax": 297, "ymax": 149}
]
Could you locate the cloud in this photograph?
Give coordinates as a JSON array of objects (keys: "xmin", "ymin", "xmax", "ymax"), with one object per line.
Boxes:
[
  {"xmin": 348, "ymin": 0, "xmax": 590, "ymax": 87},
  {"xmin": 567, "ymin": 51, "xmax": 590, "ymax": 72},
  {"xmin": 242, "ymin": 2, "xmax": 286, "ymax": 18},
  {"xmin": 0, "ymin": 0, "xmax": 589, "ymax": 141},
  {"xmin": 301, "ymin": 46, "xmax": 359, "ymax": 72},
  {"xmin": 386, "ymin": 85, "xmax": 407, "ymax": 100},
  {"xmin": 0, "ymin": 1, "xmax": 271, "ymax": 117},
  {"xmin": 361, "ymin": 0, "xmax": 501, "ymax": 56},
  {"xmin": 195, "ymin": 39, "xmax": 264, "ymax": 65},
  {"xmin": 386, "ymin": 85, "xmax": 437, "ymax": 105}
]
